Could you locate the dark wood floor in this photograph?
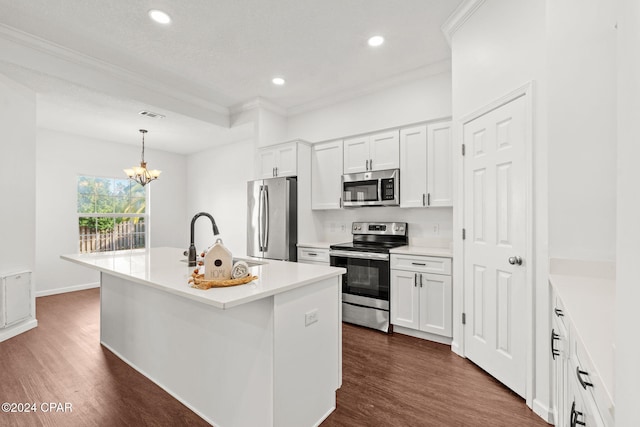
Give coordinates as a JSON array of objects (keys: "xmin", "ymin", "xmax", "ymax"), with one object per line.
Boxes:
[{"xmin": 0, "ymin": 289, "xmax": 549, "ymax": 426}]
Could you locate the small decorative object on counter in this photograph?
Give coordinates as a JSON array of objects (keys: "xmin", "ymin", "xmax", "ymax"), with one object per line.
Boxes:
[
  {"xmin": 189, "ymin": 239, "xmax": 257, "ymax": 289},
  {"xmin": 231, "ymin": 261, "xmax": 250, "ymax": 279},
  {"xmin": 188, "ymin": 270, "xmax": 258, "ymax": 290},
  {"xmin": 204, "ymin": 238, "xmax": 232, "ymax": 280}
]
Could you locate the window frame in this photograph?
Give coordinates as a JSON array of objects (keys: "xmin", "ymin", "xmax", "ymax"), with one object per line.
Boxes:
[{"xmin": 76, "ymin": 174, "xmax": 150, "ymax": 253}]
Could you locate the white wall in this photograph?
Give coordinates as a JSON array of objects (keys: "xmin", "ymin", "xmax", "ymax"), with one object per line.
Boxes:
[
  {"xmin": 0, "ymin": 74, "xmax": 36, "ymax": 276},
  {"xmin": 450, "ymin": 0, "xmax": 550, "ymax": 418},
  {"xmin": 615, "ymin": 0, "xmax": 640, "ymax": 423},
  {"xmin": 35, "ymin": 128, "xmax": 187, "ymax": 295},
  {"xmin": 286, "ymin": 71, "xmax": 452, "ymax": 143},
  {"xmin": 547, "ymin": 0, "xmax": 617, "ymax": 261},
  {"xmin": 187, "ymin": 138, "xmax": 256, "ymax": 258}
]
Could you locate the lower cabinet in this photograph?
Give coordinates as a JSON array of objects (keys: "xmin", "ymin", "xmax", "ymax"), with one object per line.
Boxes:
[
  {"xmin": 297, "ymin": 247, "xmax": 330, "ymax": 266},
  {"xmin": 550, "ymin": 289, "xmax": 611, "ymax": 427},
  {"xmin": 390, "ymin": 254, "xmax": 452, "ymax": 338}
]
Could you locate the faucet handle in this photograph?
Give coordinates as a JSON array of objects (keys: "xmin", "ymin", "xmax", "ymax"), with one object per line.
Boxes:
[{"xmin": 183, "ymin": 250, "xmax": 189, "ymax": 257}]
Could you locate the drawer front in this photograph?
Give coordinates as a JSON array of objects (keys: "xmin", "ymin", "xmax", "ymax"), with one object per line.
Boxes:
[
  {"xmin": 297, "ymin": 247, "xmax": 330, "ymax": 264},
  {"xmin": 553, "ymin": 294, "xmax": 568, "ymax": 331},
  {"xmin": 391, "ymin": 254, "xmax": 451, "ymax": 275},
  {"xmin": 572, "ymin": 329, "xmax": 615, "ymax": 426}
]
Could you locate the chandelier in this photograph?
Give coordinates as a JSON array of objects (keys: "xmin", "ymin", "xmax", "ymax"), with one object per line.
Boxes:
[{"xmin": 124, "ymin": 129, "xmax": 161, "ymax": 186}]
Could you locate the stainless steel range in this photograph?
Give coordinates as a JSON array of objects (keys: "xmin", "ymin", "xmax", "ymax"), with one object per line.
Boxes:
[{"xmin": 330, "ymin": 222, "xmax": 408, "ymax": 333}]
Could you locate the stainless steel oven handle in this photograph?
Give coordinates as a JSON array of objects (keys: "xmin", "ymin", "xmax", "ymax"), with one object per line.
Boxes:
[{"xmin": 329, "ymin": 250, "xmax": 389, "ymax": 261}]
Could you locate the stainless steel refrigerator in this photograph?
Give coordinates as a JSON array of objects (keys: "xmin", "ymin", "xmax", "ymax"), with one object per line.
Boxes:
[{"xmin": 247, "ymin": 176, "xmax": 297, "ymax": 261}]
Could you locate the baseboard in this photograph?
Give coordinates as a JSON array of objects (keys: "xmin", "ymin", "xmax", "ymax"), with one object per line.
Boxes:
[
  {"xmin": 532, "ymin": 398, "xmax": 553, "ymax": 424},
  {"xmin": 393, "ymin": 325, "xmax": 453, "ymax": 346},
  {"xmin": 451, "ymin": 340, "xmax": 464, "ymax": 357},
  {"xmin": 0, "ymin": 318, "xmax": 38, "ymax": 343},
  {"xmin": 36, "ymin": 282, "xmax": 100, "ymax": 297}
]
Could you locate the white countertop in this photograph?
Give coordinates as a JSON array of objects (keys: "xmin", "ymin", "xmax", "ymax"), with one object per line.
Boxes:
[
  {"xmin": 549, "ymin": 260, "xmax": 615, "ymax": 406},
  {"xmin": 389, "ymin": 245, "xmax": 453, "ymax": 258},
  {"xmin": 61, "ymin": 247, "xmax": 345, "ymax": 310}
]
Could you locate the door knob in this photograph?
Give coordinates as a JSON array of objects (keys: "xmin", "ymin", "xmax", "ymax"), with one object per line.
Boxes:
[{"xmin": 508, "ymin": 256, "xmax": 523, "ymax": 266}]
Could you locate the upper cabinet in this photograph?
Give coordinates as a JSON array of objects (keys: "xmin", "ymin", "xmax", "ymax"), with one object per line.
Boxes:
[
  {"xmin": 312, "ymin": 140, "xmax": 343, "ymax": 210},
  {"xmin": 400, "ymin": 121, "xmax": 452, "ymax": 208},
  {"xmin": 343, "ymin": 130, "xmax": 399, "ymax": 174},
  {"xmin": 257, "ymin": 141, "xmax": 298, "ymax": 178},
  {"xmin": 427, "ymin": 122, "xmax": 453, "ymax": 207}
]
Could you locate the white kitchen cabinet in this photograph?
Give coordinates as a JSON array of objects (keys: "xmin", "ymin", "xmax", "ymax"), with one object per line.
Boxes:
[
  {"xmin": 399, "ymin": 125, "xmax": 427, "ymax": 207},
  {"xmin": 297, "ymin": 246, "xmax": 330, "ymax": 266},
  {"xmin": 343, "ymin": 130, "xmax": 399, "ymax": 174},
  {"xmin": 1, "ymin": 271, "xmax": 32, "ymax": 327},
  {"xmin": 427, "ymin": 121, "xmax": 453, "ymax": 207},
  {"xmin": 399, "ymin": 122, "xmax": 452, "ymax": 208},
  {"xmin": 390, "ymin": 254, "xmax": 452, "ymax": 338},
  {"xmin": 550, "ymin": 285, "xmax": 613, "ymax": 427},
  {"xmin": 311, "ymin": 140, "xmax": 343, "ymax": 210},
  {"xmin": 390, "ymin": 270, "xmax": 420, "ymax": 329},
  {"xmin": 551, "ymin": 297, "xmax": 569, "ymax": 427},
  {"xmin": 257, "ymin": 141, "xmax": 298, "ymax": 178}
]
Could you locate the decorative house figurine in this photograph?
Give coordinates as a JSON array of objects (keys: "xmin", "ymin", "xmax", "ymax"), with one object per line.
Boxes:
[{"xmin": 204, "ymin": 238, "xmax": 233, "ymax": 281}]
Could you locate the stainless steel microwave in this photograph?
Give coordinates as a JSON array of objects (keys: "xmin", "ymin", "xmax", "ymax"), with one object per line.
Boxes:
[{"xmin": 342, "ymin": 169, "xmax": 399, "ymax": 207}]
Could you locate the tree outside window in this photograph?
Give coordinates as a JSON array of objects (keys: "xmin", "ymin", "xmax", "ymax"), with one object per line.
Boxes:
[{"xmin": 77, "ymin": 176, "xmax": 147, "ymax": 253}]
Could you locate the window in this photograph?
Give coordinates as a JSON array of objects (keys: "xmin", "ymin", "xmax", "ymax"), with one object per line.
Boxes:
[{"xmin": 77, "ymin": 176, "xmax": 147, "ymax": 253}]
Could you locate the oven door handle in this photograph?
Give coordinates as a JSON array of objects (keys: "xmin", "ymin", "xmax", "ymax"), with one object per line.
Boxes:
[{"xmin": 329, "ymin": 250, "xmax": 389, "ymax": 261}]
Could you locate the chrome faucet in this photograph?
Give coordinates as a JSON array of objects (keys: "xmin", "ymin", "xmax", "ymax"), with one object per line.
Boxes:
[{"xmin": 186, "ymin": 212, "xmax": 220, "ymax": 267}]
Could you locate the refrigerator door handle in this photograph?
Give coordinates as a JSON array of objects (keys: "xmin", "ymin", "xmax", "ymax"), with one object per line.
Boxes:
[
  {"xmin": 257, "ymin": 185, "xmax": 264, "ymax": 251},
  {"xmin": 263, "ymin": 185, "xmax": 269, "ymax": 250}
]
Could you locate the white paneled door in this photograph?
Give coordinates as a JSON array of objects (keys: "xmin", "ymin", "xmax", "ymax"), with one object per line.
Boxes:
[{"xmin": 463, "ymin": 94, "xmax": 528, "ymax": 397}]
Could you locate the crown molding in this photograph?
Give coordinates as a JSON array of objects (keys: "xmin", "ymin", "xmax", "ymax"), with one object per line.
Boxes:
[
  {"xmin": 441, "ymin": 0, "xmax": 487, "ymax": 46},
  {"xmin": 0, "ymin": 23, "xmax": 230, "ymax": 122},
  {"xmin": 287, "ymin": 59, "xmax": 452, "ymax": 117},
  {"xmin": 229, "ymin": 97, "xmax": 287, "ymax": 117}
]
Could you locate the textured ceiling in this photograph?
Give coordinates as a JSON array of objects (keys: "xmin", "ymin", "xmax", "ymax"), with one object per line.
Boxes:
[{"xmin": 0, "ymin": 0, "xmax": 461, "ymax": 153}]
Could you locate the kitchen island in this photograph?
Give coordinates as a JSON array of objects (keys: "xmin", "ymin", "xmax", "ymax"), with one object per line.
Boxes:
[{"xmin": 61, "ymin": 247, "xmax": 345, "ymax": 427}]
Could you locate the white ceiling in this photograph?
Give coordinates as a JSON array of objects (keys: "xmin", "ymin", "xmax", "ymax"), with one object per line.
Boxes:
[{"xmin": 0, "ymin": 0, "xmax": 461, "ymax": 154}]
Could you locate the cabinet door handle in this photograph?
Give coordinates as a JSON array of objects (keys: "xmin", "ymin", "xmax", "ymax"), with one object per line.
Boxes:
[
  {"xmin": 307, "ymin": 253, "xmax": 317, "ymax": 256},
  {"xmin": 422, "ymin": 193, "xmax": 426, "ymax": 206},
  {"xmin": 427, "ymin": 193, "xmax": 431, "ymax": 206},
  {"xmin": 576, "ymin": 367, "xmax": 594, "ymax": 389},
  {"xmin": 411, "ymin": 262, "xmax": 426, "ymax": 266},
  {"xmin": 339, "ymin": 197, "xmax": 342, "ymax": 208},
  {"xmin": 419, "ymin": 273, "xmax": 423, "ymax": 287},
  {"xmin": 570, "ymin": 401, "xmax": 586, "ymax": 427},
  {"xmin": 554, "ymin": 308, "xmax": 564, "ymax": 317},
  {"xmin": 414, "ymin": 273, "xmax": 417, "ymax": 287},
  {"xmin": 550, "ymin": 329, "xmax": 560, "ymax": 360},
  {"xmin": 370, "ymin": 158, "xmax": 373, "ymax": 170},
  {"xmin": 275, "ymin": 167, "xmax": 278, "ymax": 176}
]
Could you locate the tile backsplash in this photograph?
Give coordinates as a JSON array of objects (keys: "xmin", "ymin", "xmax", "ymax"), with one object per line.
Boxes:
[{"xmin": 313, "ymin": 206, "xmax": 453, "ymax": 247}]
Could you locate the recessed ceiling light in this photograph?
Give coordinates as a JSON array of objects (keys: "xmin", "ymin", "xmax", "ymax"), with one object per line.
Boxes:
[
  {"xmin": 148, "ymin": 9, "xmax": 171, "ymax": 25},
  {"xmin": 368, "ymin": 35, "xmax": 385, "ymax": 47},
  {"xmin": 272, "ymin": 77, "xmax": 286, "ymax": 86}
]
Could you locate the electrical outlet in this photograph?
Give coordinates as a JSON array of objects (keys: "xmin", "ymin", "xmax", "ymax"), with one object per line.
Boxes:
[
  {"xmin": 340, "ymin": 223, "xmax": 346, "ymax": 232},
  {"xmin": 433, "ymin": 224, "xmax": 440, "ymax": 235},
  {"xmin": 305, "ymin": 309, "xmax": 319, "ymax": 326}
]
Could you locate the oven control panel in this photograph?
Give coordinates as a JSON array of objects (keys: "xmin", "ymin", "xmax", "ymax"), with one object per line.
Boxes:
[{"xmin": 352, "ymin": 222, "xmax": 407, "ymax": 236}]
